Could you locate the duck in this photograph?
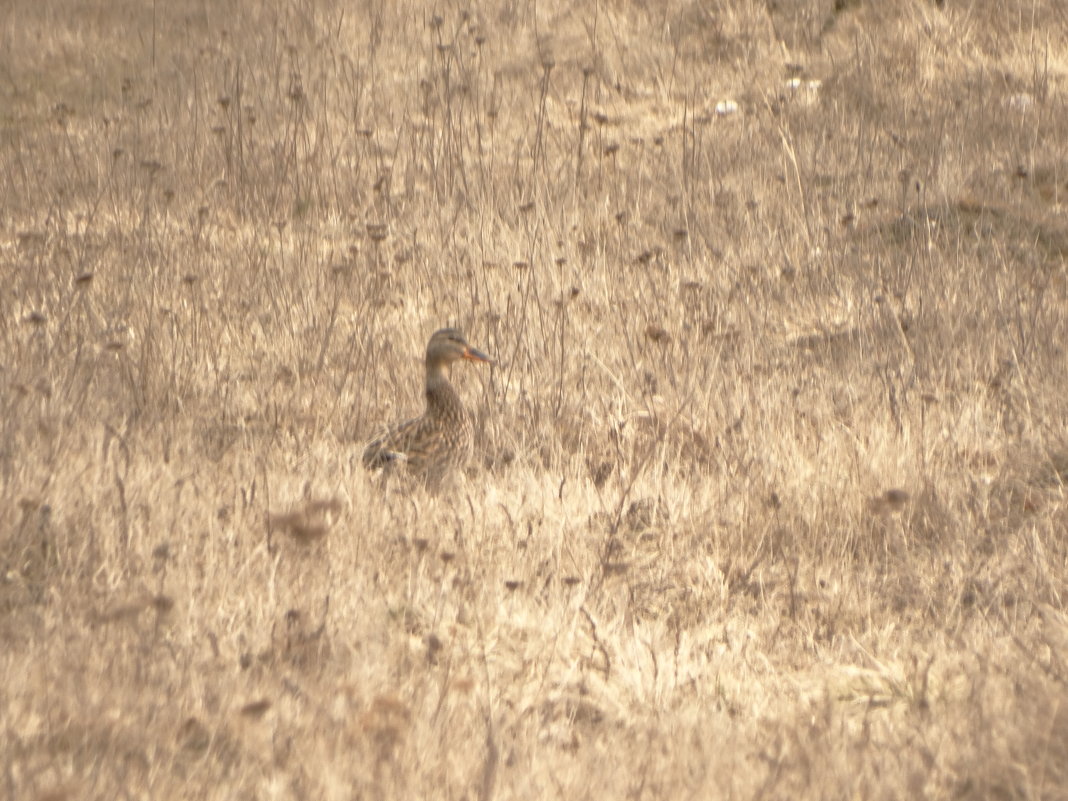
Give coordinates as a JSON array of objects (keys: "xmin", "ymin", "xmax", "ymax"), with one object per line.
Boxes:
[{"xmin": 362, "ymin": 328, "xmax": 492, "ymax": 485}]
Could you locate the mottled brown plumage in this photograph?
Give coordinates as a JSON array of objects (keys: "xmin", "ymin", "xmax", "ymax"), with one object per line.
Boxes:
[{"xmin": 362, "ymin": 328, "xmax": 492, "ymax": 485}]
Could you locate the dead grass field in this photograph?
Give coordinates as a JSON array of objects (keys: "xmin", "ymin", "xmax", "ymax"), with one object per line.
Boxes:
[{"xmin": 3, "ymin": 0, "xmax": 1068, "ymax": 798}]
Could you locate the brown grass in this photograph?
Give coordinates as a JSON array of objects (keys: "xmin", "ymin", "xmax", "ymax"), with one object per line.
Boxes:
[{"xmin": 3, "ymin": 0, "xmax": 1068, "ymax": 798}]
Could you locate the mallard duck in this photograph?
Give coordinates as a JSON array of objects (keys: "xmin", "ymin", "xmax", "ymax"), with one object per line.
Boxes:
[{"xmin": 362, "ymin": 328, "xmax": 492, "ymax": 485}]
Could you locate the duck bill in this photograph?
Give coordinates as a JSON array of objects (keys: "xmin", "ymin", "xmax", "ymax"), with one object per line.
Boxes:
[{"xmin": 463, "ymin": 346, "xmax": 493, "ymax": 364}]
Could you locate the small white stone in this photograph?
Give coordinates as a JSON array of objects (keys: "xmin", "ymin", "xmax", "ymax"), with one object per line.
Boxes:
[
  {"xmin": 1007, "ymin": 93, "xmax": 1034, "ymax": 112},
  {"xmin": 714, "ymin": 99, "xmax": 739, "ymax": 116}
]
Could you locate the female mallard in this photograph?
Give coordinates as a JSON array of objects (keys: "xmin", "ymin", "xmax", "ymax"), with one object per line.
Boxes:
[{"xmin": 362, "ymin": 328, "xmax": 492, "ymax": 485}]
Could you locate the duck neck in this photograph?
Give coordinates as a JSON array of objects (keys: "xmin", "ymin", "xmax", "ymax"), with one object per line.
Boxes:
[{"xmin": 425, "ymin": 362, "xmax": 461, "ymax": 415}]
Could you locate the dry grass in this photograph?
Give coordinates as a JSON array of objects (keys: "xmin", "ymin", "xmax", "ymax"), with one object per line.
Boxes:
[{"xmin": 3, "ymin": 0, "xmax": 1068, "ymax": 798}]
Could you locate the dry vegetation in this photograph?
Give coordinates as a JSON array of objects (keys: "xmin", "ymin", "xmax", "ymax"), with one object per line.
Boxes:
[{"xmin": 3, "ymin": 0, "xmax": 1068, "ymax": 798}]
